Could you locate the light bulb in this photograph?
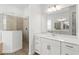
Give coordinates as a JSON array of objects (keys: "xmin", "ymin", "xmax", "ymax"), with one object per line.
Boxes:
[
  {"xmin": 47, "ymin": 8, "xmax": 53, "ymax": 12},
  {"xmin": 51, "ymin": 7, "xmax": 56, "ymax": 11},
  {"xmin": 57, "ymin": 18, "xmax": 66, "ymax": 21},
  {"xmin": 56, "ymin": 5, "xmax": 62, "ymax": 10},
  {"xmin": 47, "ymin": 5, "xmax": 62, "ymax": 13}
]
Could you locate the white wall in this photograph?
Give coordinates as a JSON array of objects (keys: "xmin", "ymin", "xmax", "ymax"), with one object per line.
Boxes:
[
  {"xmin": 76, "ymin": 5, "xmax": 79, "ymax": 39},
  {"xmin": 40, "ymin": 5, "xmax": 48, "ymax": 33},
  {"xmin": 28, "ymin": 4, "xmax": 42, "ymax": 54},
  {"xmin": 0, "ymin": 4, "xmax": 24, "ymax": 17},
  {"xmin": 23, "ymin": 6, "xmax": 29, "ymax": 17},
  {"xmin": 41, "ymin": 13, "xmax": 47, "ymax": 32}
]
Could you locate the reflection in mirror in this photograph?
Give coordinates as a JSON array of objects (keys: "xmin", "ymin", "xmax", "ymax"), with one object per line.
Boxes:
[
  {"xmin": 47, "ymin": 5, "xmax": 76, "ymax": 35},
  {"xmin": 47, "ymin": 19, "xmax": 51, "ymax": 31},
  {"xmin": 54, "ymin": 18, "xmax": 69, "ymax": 30}
]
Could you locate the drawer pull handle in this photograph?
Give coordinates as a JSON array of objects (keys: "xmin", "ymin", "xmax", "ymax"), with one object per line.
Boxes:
[
  {"xmin": 47, "ymin": 45, "xmax": 51, "ymax": 50},
  {"xmin": 66, "ymin": 45, "xmax": 73, "ymax": 48},
  {"xmin": 65, "ymin": 53, "xmax": 69, "ymax": 55},
  {"xmin": 35, "ymin": 49, "xmax": 39, "ymax": 52}
]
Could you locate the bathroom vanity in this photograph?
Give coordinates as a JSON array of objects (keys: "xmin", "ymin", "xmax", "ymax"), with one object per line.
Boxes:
[
  {"xmin": 34, "ymin": 33, "xmax": 79, "ymax": 55},
  {"xmin": 33, "ymin": 5, "xmax": 79, "ymax": 55}
]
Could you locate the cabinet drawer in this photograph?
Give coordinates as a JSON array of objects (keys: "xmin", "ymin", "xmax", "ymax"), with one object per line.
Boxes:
[
  {"xmin": 35, "ymin": 41, "xmax": 40, "ymax": 48},
  {"xmin": 40, "ymin": 38, "xmax": 60, "ymax": 55},
  {"xmin": 34, "ymin": 36, "xmax": 40, "ymax": 43},
  {"xmin": 35, "ymin": 39, "xmax": 40, "ymax": 44},
  {"xmin": 34, "ymin": 36, "xmax": 40, "ymax": 48},
  {"xmin": 61, "ymin": 42, "xmax": 79, "ymax": 55},
  {"xmin": 34, "ymin": 36, "xmax": 40, "ymax": 41}
]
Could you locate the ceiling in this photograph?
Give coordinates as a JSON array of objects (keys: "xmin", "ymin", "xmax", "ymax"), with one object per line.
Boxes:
[
  {"xmin": 40, "ymin": 4, "xmax": 75, "ymax": 13},
  {"xmin": 0, "ymin": 4, "xmax": 75, "ymax": 10},
  {"xmin": 9, "ymin": 4, "xmax": 29, "ymax": 9},
  {"xmin": 0, "ymin": 4, "xmax": 29, "ymax": 9}
]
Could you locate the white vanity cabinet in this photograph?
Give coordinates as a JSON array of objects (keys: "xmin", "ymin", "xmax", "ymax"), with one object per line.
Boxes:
[
  {"xmin": 34, "ymin": 35, "xmax": 41, "ymax": 54},
  {"xmin": 34, "ymin": 33, "xmax": 79, "ymax": 55},
  {"xmin": 40, "ymin": 37, "xmax": 60, "ymax": 55},
  {"xmin": 61, "ymin": 42, "xmax": 79, "ymax": 55}
]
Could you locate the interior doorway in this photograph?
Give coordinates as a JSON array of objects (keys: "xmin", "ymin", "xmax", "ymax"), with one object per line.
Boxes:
[{"xmin": 22, "ymin": 18, "xmax": 29, "ymax": 54}]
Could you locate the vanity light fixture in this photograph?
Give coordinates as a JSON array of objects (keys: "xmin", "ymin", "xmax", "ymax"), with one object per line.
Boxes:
[
  {"xmin": 64, "ymin": 21, "xmax": 69, "ymax": 25},
  {"xmin": 56, "ymin": 5, "xmax": 62, "ymax": 10},
  {"xmin": 51, "ymin": 6, "xmax": 57, "ymax": 11},
  {"xmin": 57, "ymin": 18, "xmax": 66, "ymax": 21},
  {"xmin": 47, "ymin": 8, "xmax": 53, "ymax": 12},
  {"xmin": 47, "ymin": 5, "xmax": 62, "ymax": 13}
]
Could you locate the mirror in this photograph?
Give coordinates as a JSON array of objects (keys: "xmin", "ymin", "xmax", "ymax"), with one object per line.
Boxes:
[
  {"xmin": 54, "ymin": 18, "xmax": 69, "ymax": 30},
  {"xmin": 47, "ymin": 5, "xmax": 76, "ymax": 35}
]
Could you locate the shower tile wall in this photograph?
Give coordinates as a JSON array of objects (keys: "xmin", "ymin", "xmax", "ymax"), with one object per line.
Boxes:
[
  {"xmin": 17, "ymin": 17, "xmax": 23, "ymax": 30},
  {"xmin": 0, "ymin": 14, "xmax": 24, "ymax": 31},
  {"xmin": 6, "ymin": 15, "xmax": 17, "ymax": 30},
  {"xmin": 0, "ymin": 14, "xmax": 3, "ymax": 30}
]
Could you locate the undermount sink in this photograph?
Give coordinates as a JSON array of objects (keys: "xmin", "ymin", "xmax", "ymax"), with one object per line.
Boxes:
[
  {"xmin": 41, "ymin": 33, "xmax": 56, "ymax": 37},
  {"xmin": 52, "ymin": 33, "xmax": 56, "ymax": 36}
]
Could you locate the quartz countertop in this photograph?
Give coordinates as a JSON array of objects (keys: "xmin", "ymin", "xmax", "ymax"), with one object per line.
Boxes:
[{"xmin": 35, "ymin": 33, "xmax": 79, "ymax": 45}]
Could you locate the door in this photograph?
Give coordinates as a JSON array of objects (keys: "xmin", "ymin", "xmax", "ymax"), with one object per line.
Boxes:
[
  {"xmin": 23, "ymin": 18, "xmax": 29, "ymax": 43},
  {"xmin": 40, "ymin": 38, "xmax": 60, "ymax": 55}
]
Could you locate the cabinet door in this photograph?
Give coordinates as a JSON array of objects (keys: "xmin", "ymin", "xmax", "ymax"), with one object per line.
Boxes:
[
  {"xmin": 61, "ymin": 42, "xmax": 79, "ymax": 55},
  {"xmin": 40, "ymin": 38, "xmax": 60, "ymax": 55},
  {"xmin": 34, "ymin": 36, "xmax": 41, "ymax": 54}
]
